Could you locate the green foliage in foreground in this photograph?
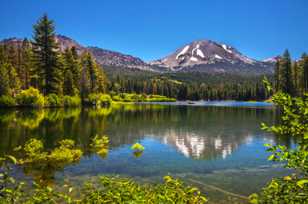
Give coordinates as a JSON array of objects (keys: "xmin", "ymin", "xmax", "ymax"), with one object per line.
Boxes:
[
  {"xmin": 16, "ymin": 138, "xmax": 83, "ymax": 184},
  {"xmin": 249, "ymin": 91, "xmax": 308, "ymax": 203},
  {"xmin": 80, "ymin": 175, "xmax": 207, "ymax": 204},
  {"xmin": 0, "ymin": 137, "xmax": 207, "ymax": 203},
  {"xmin": 19, "ymin": 139, "xmax": 82, "ymax": 167}
]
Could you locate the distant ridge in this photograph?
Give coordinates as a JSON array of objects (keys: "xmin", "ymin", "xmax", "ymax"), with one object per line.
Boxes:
[{"xmin": 1, "ymin": 36, "xmax": 275, "ymax": 75}]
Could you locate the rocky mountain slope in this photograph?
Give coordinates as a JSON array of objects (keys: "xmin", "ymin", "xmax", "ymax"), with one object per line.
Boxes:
[
  {"xmin": 56, "ymin": 35, "xmax": 154, "ymax": 70},
  {"xmin": 1, "ymin": 35, "xmax": 154, "ymax": 71}
]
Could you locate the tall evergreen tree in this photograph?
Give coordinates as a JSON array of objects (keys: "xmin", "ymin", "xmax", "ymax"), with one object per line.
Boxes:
[
  {"xmin": 0, "ymin": 45, "xmax": 9, "ymax": 64},
  {"xmin": 7, "ymin": 63, "xmax": 21, "ymax": 96},
  {"xmin": 0, "ymin": 63, "xmax": 11, "ymax": 96},
  {"xmin": 274, "ymin": 59, "xmax": 281, "ymax": 92},
  {"xmin": 32, "ymin": 14, "xmax": 62, "ymax": 95},
  {"xmin": 95, "ymin": 65, "xmax": 108, "ymax": 93},
  {"xmin": 20, "ymin": 39, "xmax": 34, "ymax": 89},
  {"xmin": 63, "ymin": 70, "xmax": 75, "ymax": 96},
  {"xmin": 292, "ymin": 61, "xmax": 299, "ymax": 95},
  {"xmin": 7, "ymin": 45, "xmax": 18, "ymax": 68},
  {"xmin": 80, "ymin": 56, "xmax": 91, "ymax": 99},
  {"xmin": 302, "ymin": 53, "xmax": 308, "ymax": 93},
  {"xmin": 280, "ymin": 50, "xmax": 294, "ymax": 95},
  {"xmin": 63, "ymin": 48, "xmax": 81, "ymax": 94},
  {"xmin": 86, "ymin": 53, "xmax": 97, "ymax": 93},
  {"xmin": 82, "ymin": 52, "xmax": 107, "ymax": 94}
]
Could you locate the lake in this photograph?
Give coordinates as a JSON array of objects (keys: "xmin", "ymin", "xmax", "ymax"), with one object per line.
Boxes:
[{"xmin": 0, "ymin": 102, "xmax": 292, "ymax": 203}]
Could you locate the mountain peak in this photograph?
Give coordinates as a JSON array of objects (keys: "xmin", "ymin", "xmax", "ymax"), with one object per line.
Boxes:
[
  {"xmin": 150, "ymin": 39, "xmax": 273, "ymax": 75},
  {"xmin": 151, "ymin": 40, "xmax": 255, "ymax": 67}
]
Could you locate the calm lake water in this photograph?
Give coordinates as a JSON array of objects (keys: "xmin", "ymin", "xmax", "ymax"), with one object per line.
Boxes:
[{"xmin": 0, "ymin": 102, "xmax": 292, "ymax": 203}]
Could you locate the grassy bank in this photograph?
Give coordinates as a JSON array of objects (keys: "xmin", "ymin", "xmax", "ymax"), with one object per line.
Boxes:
[{"xmin": 0, "ymin": 87, "xmax": 176, "ymax": 108}]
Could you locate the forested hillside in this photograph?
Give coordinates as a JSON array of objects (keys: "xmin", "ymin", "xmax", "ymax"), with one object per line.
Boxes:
[
  {"xmin": 274, "ymin": 50, "xmax": 308, "ymax": 97},
  {"xmin": 0, "ymin": 15, "xmax": 108, "ymax": 106}
]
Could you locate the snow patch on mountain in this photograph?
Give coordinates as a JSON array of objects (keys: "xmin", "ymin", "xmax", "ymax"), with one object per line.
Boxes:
[
  {"xmin": 263, "ymin": 57, "xmax": 279, "ymax": 63},
  {"xmin": 191, "ymin": 44, "xmax": 199, "ymax": 55},
  {"xmin": 222, "ymin": 44, "xmax": 232, "ymax": 53},
  {"xmin": 214, "ymin": 54, "xmax": 223, "ymax": 59},
  {"xmin": 190, "ymin": 56, "xmax": 198, "ymax": 62},
  {"xmin": 176, "ymin": 45, "xmax": 190, "ymax": 59},
  {"xmin": 196, "ymin": 49, "xmax": 205, "ymax": 58}
]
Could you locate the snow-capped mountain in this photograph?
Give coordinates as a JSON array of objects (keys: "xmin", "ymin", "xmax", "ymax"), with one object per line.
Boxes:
[{"xmin": 151, "ymin": 40, "xmax": 275, "ymax": 75}]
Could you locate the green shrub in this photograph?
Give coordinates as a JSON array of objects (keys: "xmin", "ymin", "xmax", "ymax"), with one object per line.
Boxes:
[
  {"xmin": 81, "ymin": 176, "xmax": 207, "ymax": 203},
  {"xmin": 112, "ymin": 93, "xmax": 176, "ymax": 103},
  {"xmin": 17, "ymin": 138, "xmax": 83, "ymax": 185},
  {"xmin": 131, "ymin": 142, "xmax": 145, "ymax": 152},
  {"xmin": 16, "ymin": 87, "xmax": 45, "ymax": 107},
  {"xmin": 131, "ymin": 142, "xmax": 145, "ymax": 158},
  {"xmin": 63, "ymin": 95, "xmax": 81, "ymax": 107},
  {"xmin": 90, "ymin": 135, "xmax": 109, "ymax": 158},
  {"xmin": 250, "ymin": 177, "xmax": 308, "ymax": 204},
  {"xmin": 111, "ymin": 94, "xmax": 122, "ymax": 102},
  {"xmin": 250, "ymin": 91, "xmax": 308, "ymax": 203},
  {"xmin": 0, "ymin": 95, "xmax": 16, "ymax": 107},
  {"xmin": 45, "ymin": 93, "xmax": 62, "ymax": 107},
  {"xmin": 88, "ymin": 93, "xmax": 112, "ymax": 106},
  {"xmin": 145, "ymin": 95, "xmax": 176, "ymax": 102},
  {"xmin": 99, "ymin": 94, "xmax": 112, "ymax": 106}
]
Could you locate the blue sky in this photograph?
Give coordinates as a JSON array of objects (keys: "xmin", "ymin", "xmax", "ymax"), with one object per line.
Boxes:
[{"xmin": 1, "ymin": 0, "xmax": 308, "ymax": 61}]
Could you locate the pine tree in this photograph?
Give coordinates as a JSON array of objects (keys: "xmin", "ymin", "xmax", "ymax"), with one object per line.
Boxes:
[
  {"xmin": 63, "ymin": 48, "xmax": 81, "ymax": 94},
  {"xmin": 83, "ymin": 53, "xmax": 96, "ymax": 93},
  {"xmin": 7, "ymin": 45, "xmax": 18, "ymax": 68},
  {"xmin": 71, "ymin": 46, "xmax": 79, "ymax": 60},
  {"xmin": 63, "ymin": 69, "xmax": 75, "ymax": 96},
  {"xmin": 20, "ymin": 39, "xmax": 34, "ymax": 89},
  {"xmin": 280, "ymin": 50, "xmax": 294, "ymax": 95},
  {"xmin": 81, "ymin": 52, "xmax": 107, "ymax": 94},
  {"xmin": 95, "ymin": 64, "xmax": 108, "ymax": 93},
  {"xmin": 0, "ymin": 63, "xmax": 10, "ymax": 96},
  {"xmin": 302, "ymin": 53, "xmax": 308, "ymax": 93},
  {"xmin": 0, "ymin": 45, "xmax": 9, "ymax": 64},
  {"xmin": 7, "ymin": 63, "xmax": 21, "ymax": 96},
  {"xmin": 32, "ymin": 14, "xmax": 62, "ymax": 95},
  {"xmin": 274, "ymin": 59, "xmax": 281, "ymax": 92},
  {"xmin": 292, "ymin": 61, "xmax": 299, "ymax": 96},
  {"xmin": 80, "ymin": 59, "xmax": 91, "ymax": 99}
]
